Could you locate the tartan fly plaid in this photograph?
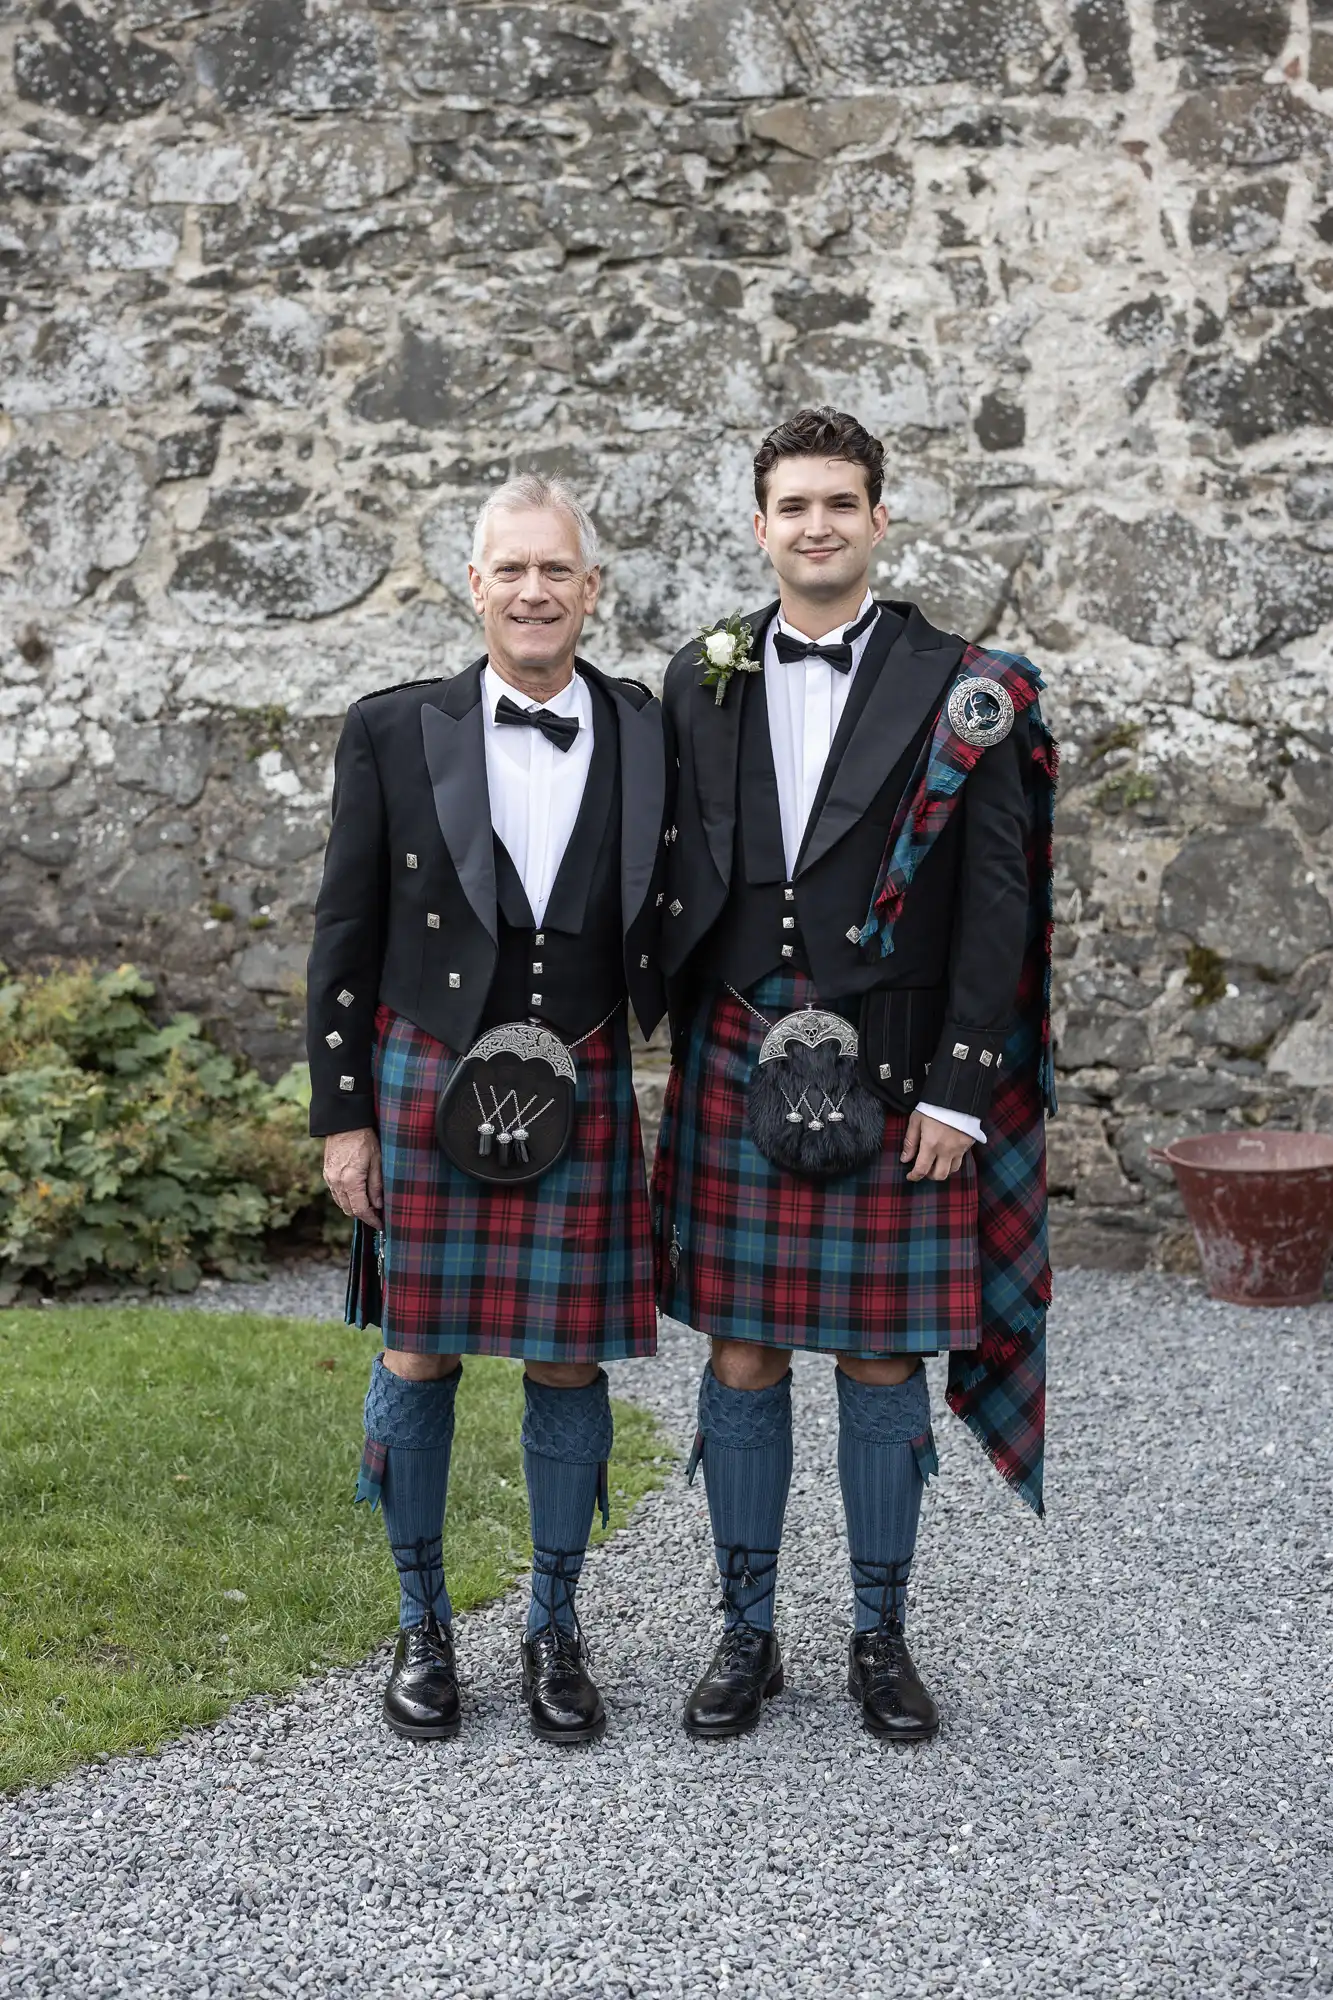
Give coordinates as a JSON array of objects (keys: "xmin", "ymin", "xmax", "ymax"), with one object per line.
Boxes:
[
  {"xmin": 862, "ymin": 643, "xmax": 1057, "ymax": 1518},
  {"xmin": 368, "ymin": 1003, "xmax": 657, "ymax": 1363},
  {"xmin": 652, "ymin": 970, "xmax": 983, "ymax": 1357}
]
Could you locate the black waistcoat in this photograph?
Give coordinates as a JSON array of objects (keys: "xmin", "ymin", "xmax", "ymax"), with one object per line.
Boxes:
[
  {"xmin": 697, "ymin": 618, "xmax": 923, "ymax": 997},
  {"xmin": 479, "ymin": 678, "xmax": 626, "ymax": 1039}
]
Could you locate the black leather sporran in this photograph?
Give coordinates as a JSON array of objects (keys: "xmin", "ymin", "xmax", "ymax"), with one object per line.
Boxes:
[{"xmin": 436, "ymin": 1022, "xmax": 578, "ymax": 1185}]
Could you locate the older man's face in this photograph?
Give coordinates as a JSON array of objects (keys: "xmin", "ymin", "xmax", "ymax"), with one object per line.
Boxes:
[{"xmin": 467, "ymin": 504, "xmax": 600, "ymax": 685}]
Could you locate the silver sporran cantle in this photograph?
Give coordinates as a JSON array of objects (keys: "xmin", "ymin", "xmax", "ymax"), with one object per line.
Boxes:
[{"xmin": 436, "ymin": 1021, "xmax": 577, "ymax": 1184}]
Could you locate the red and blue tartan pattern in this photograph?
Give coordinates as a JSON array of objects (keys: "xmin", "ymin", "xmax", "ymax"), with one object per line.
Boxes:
[
  {"xmin": 862, "ymin": 644, "xmax": 1057, "ymax": 1518},
  {"xmin": 372, "ymin": 1004, "xmax": 657, "ymax": 1363},
  {"xmin": 652, "ymin": 970, "xmax": 983, "ymax": 1356}
]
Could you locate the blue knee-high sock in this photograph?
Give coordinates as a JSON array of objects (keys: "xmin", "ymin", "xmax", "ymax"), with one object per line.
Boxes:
[
  {"xmin": 836, "ymin": 1365, "xmax": 933, "ymax": 1633},
  {"xmin": 358, "ymin": 1355, "xmax": 459, "ymax": 1631},
  {"xmin": 692, "ymin": 1364, "xmax": 793, "ymax": 1633},
  {"xmin": 522, "ymin": 1371, "xmax": 613, "ymax": 1637}
]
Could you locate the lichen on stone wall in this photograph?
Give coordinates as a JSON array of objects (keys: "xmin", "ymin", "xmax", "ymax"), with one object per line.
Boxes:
[{"xmin": 1, "ymin": 0, "xmax": 1331, "ymax": 1269}]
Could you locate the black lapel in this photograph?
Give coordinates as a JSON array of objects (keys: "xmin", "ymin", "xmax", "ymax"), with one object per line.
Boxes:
[
  {"xmin": 419, "ymin": 659, "xmax": 497, "ymax": 943},
  {"xmin": 794, "ymin": 603, "xmax": 965, "ymax": 878},
  {"xmin": 604, "ymin": 671, "xmax": 666, "ymax": 938},
  {"xmin": 493, "ymin": 836, "xmax": 536, "ymax": 928},
  {"xmin": 741, "ymin": 676, "xmax": 786, "ymax": 886},
  {"xmin": 541, "ymin": 670, "xmax": 616, "ymax": 934},
  {"xmin": 692, "ymin": 602, "xmax": 779, "ymax": 891}
]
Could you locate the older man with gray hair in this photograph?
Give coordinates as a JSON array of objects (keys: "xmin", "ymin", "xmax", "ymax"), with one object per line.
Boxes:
[{"xmin": 307, "ymin": 473, "xmax": 670, "ymax": 1744}]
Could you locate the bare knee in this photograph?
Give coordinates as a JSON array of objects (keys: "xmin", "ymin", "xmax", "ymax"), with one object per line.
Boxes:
[
  {"xmin": 380, "ymin": 1349, "xmax": 461, "ymax": 1383},
  {"xmin": 524, "ymin": 1361, "xmax": 600, "ymax": 1389},
  {"xmin": 711, "ymin": 1339, "xmax": 789, "ymax": 1391},
  {"xmin": 836, "ymin": 1353, "xmax": 922, "ymax": 1387}
]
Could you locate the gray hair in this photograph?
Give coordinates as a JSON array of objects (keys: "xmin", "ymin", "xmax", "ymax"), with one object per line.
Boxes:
[{"xmin": 469, "ymin": 472, "xmax": 600, "ymax": 571}]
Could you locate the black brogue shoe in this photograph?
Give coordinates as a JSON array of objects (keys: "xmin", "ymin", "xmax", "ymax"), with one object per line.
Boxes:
[
  {"xmin": 683, "ymin": 1624, "xmax": 785, "ymax": 1741},
  {"xmin": 383, "ymin": 1616, "xmax": 461, "ymax": 1741},
  {"xmin": 847, "ymin": 1622, "xmax": 939, "ymax": 1743},
  {"xmin": 521, "ymin": 1625, "xmax": 607, "ymax": 1744}
]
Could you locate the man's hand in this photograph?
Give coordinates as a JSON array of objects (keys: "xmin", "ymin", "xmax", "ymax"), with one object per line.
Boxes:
[
  {"xmin": 324, "ymin": 1127, "xmax": 383, "ymax": 1227},
  {"xmin": 902, "ymin": 1111, "xmax": 975, "ymax": 1183}
]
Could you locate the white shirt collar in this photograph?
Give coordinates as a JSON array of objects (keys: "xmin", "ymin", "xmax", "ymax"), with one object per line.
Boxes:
[
  {"xmin": 483, "ymin": 662, "xmax": 589, "ymax": 725},
  {"xmin": 774, "ymin": 589, "xmax": 875, "ymax": 648}
]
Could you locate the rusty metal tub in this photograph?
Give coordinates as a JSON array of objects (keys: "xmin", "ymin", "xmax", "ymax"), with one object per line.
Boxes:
[{"xmin": 1151, "ymin": 1131, "xmax": 1333, "ymax": 1307}]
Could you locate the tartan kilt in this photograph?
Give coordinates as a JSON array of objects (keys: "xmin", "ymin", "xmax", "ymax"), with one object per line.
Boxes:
[
  {"xmin": 652, "ymin": 973, "xmax": 982, "ymax": 1356},
  {"xmin": 371, "ymin": 1002, "xmax": 657, "ymax": 1363}
]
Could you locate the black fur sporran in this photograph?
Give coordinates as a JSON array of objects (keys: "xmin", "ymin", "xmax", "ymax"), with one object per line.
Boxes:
[{"xmin": 743, "ymin": 1005, "xmax": 885, "ymax": 1180}]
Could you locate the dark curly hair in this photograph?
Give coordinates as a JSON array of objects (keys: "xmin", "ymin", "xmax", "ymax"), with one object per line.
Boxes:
[{"xmin": 753, "ymin": 406, "xmax": 885, "ymax": 511}]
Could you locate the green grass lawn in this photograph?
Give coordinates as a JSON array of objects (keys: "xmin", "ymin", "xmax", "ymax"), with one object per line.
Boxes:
[{"xmin": 0, "ymin": 1309, "xmax": 669, "ymax": 1793}]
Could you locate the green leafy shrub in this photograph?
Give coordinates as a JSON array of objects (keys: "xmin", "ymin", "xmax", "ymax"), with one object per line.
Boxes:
[{"xmin": 0, "ymin": 964, "xmax": 326, "ymax": 1293}]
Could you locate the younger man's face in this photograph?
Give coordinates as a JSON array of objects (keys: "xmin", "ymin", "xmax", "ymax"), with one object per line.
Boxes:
[{"xmin": 754, "ymin": 455, "xmax": 888, "ymax": 601}]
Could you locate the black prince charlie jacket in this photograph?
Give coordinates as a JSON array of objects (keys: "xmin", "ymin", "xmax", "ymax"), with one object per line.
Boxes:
[
  {"xmin": 306, "ymin": 658, "xmax": 670, "ymax": 1138},
  {"xmin": 659, "ymin": 599, "xmax": 1035, "ymax": 1124}
]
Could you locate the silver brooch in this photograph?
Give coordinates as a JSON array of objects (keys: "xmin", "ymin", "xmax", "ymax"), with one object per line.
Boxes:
[{"xmin": 946, "ymin": 676, "xmax": 1014, "ymax": 748}]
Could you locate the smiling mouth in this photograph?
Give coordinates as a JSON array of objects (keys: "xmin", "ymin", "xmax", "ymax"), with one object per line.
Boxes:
[{"xmin": 509, "ymin": 614, "xmax": 562, "ymax": 624}]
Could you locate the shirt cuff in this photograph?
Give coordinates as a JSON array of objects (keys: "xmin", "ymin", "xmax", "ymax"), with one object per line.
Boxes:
[{"xmin": 916, "ymin": 1101, "xmax": 987, "ymax": 1146}]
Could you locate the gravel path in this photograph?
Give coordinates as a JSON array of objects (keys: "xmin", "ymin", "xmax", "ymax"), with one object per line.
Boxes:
[{"xmin": 3, "ymin": 1269, "xmax": 1331, "ymax": 1999}]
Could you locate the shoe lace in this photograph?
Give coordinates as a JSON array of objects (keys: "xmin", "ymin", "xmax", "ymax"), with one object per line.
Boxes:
[
  {"xmin": 390, "ymin": 1532, "xmax": 449, "ymax": 1625},
  {"xmin": 851, "ymin": 1557, "xmax": 912, "ymax": 1657},
  {"xmin": 402, "ymin": 1615, "xmax": 452, "ymax": 1665},
  {"xmin": 531, "ymin": 1549, "xmax": 591, "ymax": 1668},
  {"xmin": 714, "ymin": 1544, "xmax": 780, "ymax": 1644}
]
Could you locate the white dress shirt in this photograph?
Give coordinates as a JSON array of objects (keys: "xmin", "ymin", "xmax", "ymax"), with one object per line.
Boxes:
[
  {"xmin": 482, "ymin": 664, "xmax": 593, "ymax": 927},
  {"xmin": 764, "ymin": 596, "xmax": 986, "ymax": 1147}
]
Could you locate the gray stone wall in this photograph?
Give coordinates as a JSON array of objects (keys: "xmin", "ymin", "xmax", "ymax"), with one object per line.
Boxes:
[{"xmin": 1, "ymin": 0, "xmax": 1331, "ymax": 1269}]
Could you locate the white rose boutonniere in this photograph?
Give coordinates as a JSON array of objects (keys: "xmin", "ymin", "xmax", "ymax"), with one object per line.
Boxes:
[{"xmin": 696, "ymin": 610, "xmax": 760, "ymax": 707}]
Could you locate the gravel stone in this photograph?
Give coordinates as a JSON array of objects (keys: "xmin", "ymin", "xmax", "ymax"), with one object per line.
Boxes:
[{"xmin": 2, "ymin": 1268, "xmax": 1330, "ymax": 1999}]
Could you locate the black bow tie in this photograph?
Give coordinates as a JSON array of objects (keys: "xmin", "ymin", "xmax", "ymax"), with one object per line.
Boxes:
[
  {"xmin": 772, "ymin": 603, "xmax": 878, "ymax": 674},
  {"xmin": 494, "ymin": 693, "xmax": 580, "ymax": 752}
]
